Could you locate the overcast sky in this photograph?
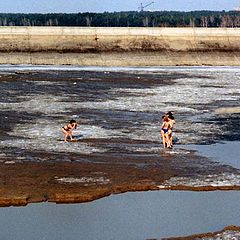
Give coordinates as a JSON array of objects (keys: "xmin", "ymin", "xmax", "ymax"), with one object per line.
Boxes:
[{"xmin": 0, "ymin": 0, "xmax": 240, "ymax": 13}]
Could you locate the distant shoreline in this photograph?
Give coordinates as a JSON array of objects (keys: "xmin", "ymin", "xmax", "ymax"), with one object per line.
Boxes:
[
  {"xmin": 0, "ymin": 27, "xmax": 240, "ymax": 66},
  {"xmin": 1, "ymin": 11, "xmax": 240, "ymax": 28}
]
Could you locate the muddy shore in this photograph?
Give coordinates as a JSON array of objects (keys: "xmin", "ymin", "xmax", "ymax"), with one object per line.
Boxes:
[
  {"xmin": 2, "ymin": 146, "xmax": 240, "ymax": 207},
  {"xmin": 2, "ymin": 51, "xmax": 240, "ymax": 66},
  {"xmin": 0, "ymin": 66, "xmax": 240, "ymax": 207}
]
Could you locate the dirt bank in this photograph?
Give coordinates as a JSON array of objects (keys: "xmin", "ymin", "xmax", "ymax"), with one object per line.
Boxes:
[{"xmin": 1, "ymin": 27, "xmax": 240, "ymax": 65}]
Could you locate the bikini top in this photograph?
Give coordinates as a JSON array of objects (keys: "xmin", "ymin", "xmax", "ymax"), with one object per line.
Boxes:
[{"xmin": 63, "ymin": 124, "xmax": 73, "ymax": 131}]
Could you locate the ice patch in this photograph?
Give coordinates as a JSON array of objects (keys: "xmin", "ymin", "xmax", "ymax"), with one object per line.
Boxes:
[
  {"xmin": 4, "ymin": 161, "xmax": 15, "ymax": 164},
  {"xmin": 77, "ymin": 71, "xmax": 240, "ymax": 113},
  {"xmin": 55, "ymin": 177, "xmax": 110, "ymax": 185},
  {"xmin": 0, "ymin": 139, "xmax": 104, "ymax": 155},
  {"xmin": 0, "ymin": 94, "xmax": 72, "ymax": 115},
  {"xmin": 202, "ymin": 230, "xmax": 240, "ymax": 240},
  {"xmin": 1, "ymin": 119, "xmax": 107, "ymax": 154},
  {"xmin": 163, "ymin": 149, "xmax": 191, "ymax": 155},
  {"xmin": 0, "ymin": 153, "xmax": 7, "ymax": 158},
  {"xmin": 78, "ymin": 86, "xmax": 198, "ymax": 113},
  {"xmin": 159, "ymin": 173, "xmax": 240, "ymax": 188},
  {"xmin": 0, "ymin": 66, "xmax": 240, "ymax": 155},
  {"xmin": 80, "ymin": 125, "xmax": 126, "ymax": 139},
  {"xmin": 1, "ymin": 65, "xmax": 240, "ymax": 74}
]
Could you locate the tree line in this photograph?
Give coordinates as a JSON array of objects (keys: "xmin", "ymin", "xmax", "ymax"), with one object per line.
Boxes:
[{"xmin": 0, "ymin": 11, "xmax": 240, "ymax": 27}]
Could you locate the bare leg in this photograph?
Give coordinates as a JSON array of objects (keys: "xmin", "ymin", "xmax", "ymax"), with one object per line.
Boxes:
[
  {"xmin": 166, "ymin": 134, "xmax": 172, "ymax": 148},
  {"xmin": 62, "ymin": 128, "xmax": 70, "ymax": 142},
  {"xmin": 161, "ymin": 130, "xmax": 167, "ymax": 148},
  {"xmin": 64, "ymin": 134, "xmax": 68, "ymax": 142},
  {"xmin": 168, "ymin": 131, "xmax": 173, "ymax": 147},
  {"xmin": 69, "ymin": 132, "xmax": 73, "ymax": 141}
]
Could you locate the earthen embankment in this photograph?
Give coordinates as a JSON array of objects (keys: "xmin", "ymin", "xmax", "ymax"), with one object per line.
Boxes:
[{"xmin": 0, "ymin": 27, "xmax": 240, "ymax": 65}]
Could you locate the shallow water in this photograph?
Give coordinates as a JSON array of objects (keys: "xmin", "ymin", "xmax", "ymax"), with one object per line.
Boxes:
[
  {"xmin": 187, "ymin": 141, "xmax": 240, "ymax": 170},
  {"xmin": 0, "ymin": 191, "xmax": 240, "ymax": 240},
  {"xmin": 156, "ymin": 142, "xmax": 240, "ymax": 189}
]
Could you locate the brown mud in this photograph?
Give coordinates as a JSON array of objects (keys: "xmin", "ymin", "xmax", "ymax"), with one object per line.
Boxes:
[
  {"xmin": 1, "ymin": 146, "xmax": 239, "ymax": 207},
  {"xmin": 0, "ymin": 68, "xmax": 240, "ymax": 207}
]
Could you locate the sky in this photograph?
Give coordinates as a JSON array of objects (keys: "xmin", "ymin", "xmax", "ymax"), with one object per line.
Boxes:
[{"xmin": 0, "ymin": 0, "xmax": 240, "ymax": 13}]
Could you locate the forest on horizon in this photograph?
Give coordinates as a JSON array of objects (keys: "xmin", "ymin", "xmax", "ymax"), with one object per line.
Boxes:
[{"xmin": 0, "ymin": 11, "xmax": 240, "ymax": 27}]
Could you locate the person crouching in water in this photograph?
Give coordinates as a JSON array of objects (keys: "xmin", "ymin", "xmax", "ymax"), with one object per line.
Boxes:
[
  {"xmin": 61, "ymin": 119, "xmax": 77, "ymax": 142},
  {"xmin": 160, "ymin": 116, "xmax": 171, "ymax": 149}
]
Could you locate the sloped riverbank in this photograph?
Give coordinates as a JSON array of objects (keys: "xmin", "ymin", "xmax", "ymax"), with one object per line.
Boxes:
[{"xmin": 1, "ymin": 27, "xmax": 240, "ymax": 66}]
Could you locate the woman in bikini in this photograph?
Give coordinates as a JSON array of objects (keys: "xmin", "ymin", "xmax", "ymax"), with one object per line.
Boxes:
[
  {"xmin": 166, "ymin": 112, "xmax": 175, "ymax": 148},
  {"xmin": 160, "ymin": 116, "xmax": 172, "ymax": 148},
  {"xmin": 61, "ymin": 119, "xmax": 77, "ymax": 142}
]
